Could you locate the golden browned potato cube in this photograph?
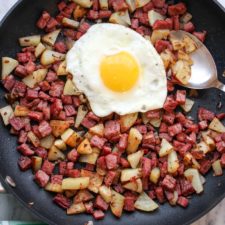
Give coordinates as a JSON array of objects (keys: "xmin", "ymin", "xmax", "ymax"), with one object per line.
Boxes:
[
  {"xmin": 120, "ymin": 113, "xmax": 138, "ymax": 132},
  {"xmin": 127, "ymin": 128, "xmax": 142, "ymax": 154}
]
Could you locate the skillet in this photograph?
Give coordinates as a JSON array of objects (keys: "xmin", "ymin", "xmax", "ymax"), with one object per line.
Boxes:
[{"xmin": 0, "ymin": 0, "xmax": 225, "ymax": 225}]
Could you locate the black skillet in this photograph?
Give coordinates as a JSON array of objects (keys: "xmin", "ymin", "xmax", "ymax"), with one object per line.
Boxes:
[{"xmin": 0, "ymin": 0, "xmax": 225, "ymax": 225}]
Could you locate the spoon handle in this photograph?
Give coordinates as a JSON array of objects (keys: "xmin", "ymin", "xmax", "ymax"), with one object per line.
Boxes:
[{"xmin": 214, "ymin": 80, "xmax": 225, "ymax": 92}]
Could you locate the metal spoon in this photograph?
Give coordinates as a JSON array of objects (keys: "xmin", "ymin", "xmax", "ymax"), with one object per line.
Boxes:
[{"xmin": 170, "ymin": 30, "xmax": 225, "ymax": 92}]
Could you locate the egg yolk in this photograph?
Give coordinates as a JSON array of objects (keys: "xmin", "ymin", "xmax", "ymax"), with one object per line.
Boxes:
[{"xmin": 100, "ymin": 51, "xmax": 139, "ymax": 92}]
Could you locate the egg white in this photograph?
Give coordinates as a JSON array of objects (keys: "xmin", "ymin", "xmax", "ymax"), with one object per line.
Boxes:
[{"xmin": 66, "ymin": 23, "xmax": 167, "ymax": 117}]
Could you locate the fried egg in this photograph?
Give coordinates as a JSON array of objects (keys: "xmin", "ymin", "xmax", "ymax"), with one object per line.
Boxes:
[{"xmin": 66, "ymin": 23, "xmax": 167, "ymax": 117}]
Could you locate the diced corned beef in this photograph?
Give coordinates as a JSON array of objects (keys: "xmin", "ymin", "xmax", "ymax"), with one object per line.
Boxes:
[
  {"xmin": 101, "ymin": 145, "xmax": 111, "ymax": 155},
  {"xmin": 35, "ymin": 170, "xmax": 49, "ymax": 187},
  {"xmin": 35, "ymin": 147, "xmax": 47, "ymax": 159},
  {"xmin": 53, "ymin": 194, "xmax": 71, "ymax": 209},
  {"xmin": 179, "ymin": 178, "xmax": 195, "ymax": 196},
  {"xmin": 142, "ymin": 132, "xmax": 156, "ymax": 146},
  {"xmin": 17, "ymin": 52, "xmax": 34, "ymax": 63},
  {"xmin": 159, "ymin": 132, "xmax": 172, "ymax": 142},
  {"xmin": 17, "ymin": 143, "xmax": 34, "ymax": 156},
  {"xmin": 76, "ymin": 31, "xmax": 83, "ymax": 40},
  {"xmin": 220, "ymin": 153, "xmax": 225, "ymax": 167},
  {"xmin": 177, "ymin": 196, "xmax": 189, "ymax": 208},
  {"xmin": 131, "ymin": 18, "xmax": 139, "ymax": 29},
  {"xmin": 46, "ymin": 71, "xmax": 57, "ymax": 83},
  {"xmin": 36, "ymin": 11, "xmax": 51, "ymax": 29},
  {"xmin": 124, "ymin": 196, "xmax": 135, "ymax": 211},
  {"xmin": 38, "ymin": 121, "xmax": 52, "ymax": 138},
  {"xmin": 183, "ymin": 22, "xmax": 195, "ymax": 33},
  {"xmin": 15, "ymin": 65, "xmax": 27, "ymax": 77},
  {"xmin": 198, "ymin": 120, "xmax": 208, "ymax": 130},
  {"xmin": 155, "ymin": 187, "xmax": 165, "ymax": 203},
  {"xmin": 136, "ymin": 26, "xmax": 151, "ymax": 36},
  {"xmin": 95, "ymin": 195, "xmax": 109, "ymax": 211},
  {"xmin": 49, "ymin": 81, "xmax": 64, "ymax": 97},
  {"xmin": 38, "ymin": 91, "xmax": 50, "ymax": 101},
  {"xmin": 146, "ymin": 109, "xmax": 161, "ymax": 119},
  {"xmin": 118, "ymin": 133, "xmax": 128, "ymax": 151},
  {"xmin": 153, "ymin": 19, "xmax": 173, "ymax": 30},
  {"xmin": 18, "ymin": 156, "xmax": 32, "ymax": 171},
  {"xmin": 165, "ymin": 190, "xmax": 174, "ymax": 202},
  {"xmin": 142, "ymin": 157, "xmax": 151, "ymax": 178},
  {"xmin": 63, "ymin": 29, "xmax": 77, "ymax": 40},
  {"xmin": 18, "ymin": 130, "xmax": 28, "ymax": 143},
  {"xmin": 120, "ymin": 158, "xmax": 130, "ymax": 168},
  {"xmin": 51, "ymin": 175, "xmax": 63, "ymax": 184},
  {"xmin": 199, "ymin": 159, "xmax": 211, "ymax": 174},
  {"xmin": 177, "ymin": 164, "xmax": 184, "ymax": 176},
  {"xmin": 104, "ymin": 171, "xmax": 116, "ymax": 186},
  {"xmin": 216, "ymin": 113, "xmax": 225, "ymax": 120},
  {"xmin": 168, "ymin": 2, "xmax": 187, "ymax": 16},
  {"xmin": 61, "ymin": 95, "xmax": 72, "ymax": 105},
  {"xmin": 148, "ymin": 190, "xmax": 156, "ymax": 200},
  {"xmin": 22, "ymin": 46, "xmax": 35, "ymax": 53},
  {"xmin": 67, "ymin": 162, "xmax": 74, "ymax": 170},
  {"xmin": 173, "ymin": 15, "xmax": 180, "ymax": 30},
  {"xmin": 175, "ymin": 90, "xmax": 186, "ymax": 105},
  {"xmin": 42, "ymin": 160, "xmax": 55, "ymax": 175},
  {"xmin": 39, "ymin": 81, "xmax": 50, "ymax": 92},
  {"xmin": 67, "ymin": 149, "xmax": 79, "ymax": 162},
  {"xmin": 113, "ymin": 183, "xmax": 125, "ymax": 193},
  {"xmin": 12, "ymin": 81, "xmax": 26, "ymax": 97},
  {"xmin": 71, "ymin": 96, "xmax": 81, "ymax": 108},
  {"xmin": 81, "ymin": 117, "xmax": 96, "ymax": 129},
  {"xmin": 87, "ymin": 112, "xmax": 100, "ymax": 122},
  {"xmin": 162, "ymin": 112, "xmax": 175, "ymax": 125},
  {"xmin": 63, "ymin": 3, "xmax": 76, "ymax": 16},
  {"xmin": 57, "ymin": 1, "xmax": 67, "ymax": 11},
  {"xmin": 84, "ymin": 201, "xmax": 94, "ymax": 214},
  {"xmin": 90, "ymin": 135, "xmax": 107, "ymax": 149},
  {"xmin": 193, "ymin": 31, "xmax": 207, "ymax": 43},
  {"xmin": 178, "ymin": 143, "xmax": 192, "ymax": 157},
  {"xmin": 2, "ymin": 75, "xmax": 16, "ymax": 91},
  {"xmin": 112, "ymin": 0, "xmax": 128, "ymax": 11},
  {"xmin": 163, "ymin": 95, "xmax": 178, "ymax": 112},
  {"xmin": 135, "ymin": 125, "xmax": 147, "ymax": 134},
  {"xmin": 216, "ymin": 141, "xmax": 225, "ymax": 153},
  {"xmin": 159, "ymin": 122, "xmax": 168, "ymax": 133},
  {"xmin": 105, "ymin": 154, "xmax": 118, "ymax": 170},
  {"xmin": 64, "ymin": 105, "xmax": 76, "ymax": 117},
  {"xmin": 66, "ymin": 169, "xmax": 80, "ymax": 178},
  {"xmin": 198, "ymin": 107, "xmax": 215, "ymax": 121},
  {"xmin": 87, "ymin": 10, "xmax": 99, "ymax": 20},
  {"xmin": 59, "ymin": 161, "xmax": 67, "ymax": 175},
  {"xmin": 28, "ymin": 111, "xmax": 43, "ymax": 122},
  {"xmin": 138, "ymin": 12, "xmax": 149, "ymax": 26},
  {"xmin": 25, "ymin": 61, "xmax": 36, "ymax": 74},
  {"xmin": 168, "ymin": 123, "xmax": 182, "ymax": 137},
  {"xmin": 155, "ymin": 40, "xmax": 172, "ymax": 53},
  {"xmin": 162, "ymin": 175, "xmax": 176, "ymax": 191},
  {"xmin": 26, "ymin": 89, "xmax": 38, "ymax": 100},
  {"xmin": 9, "ymin": 117, "xmax": 25, "ymax": 131},
  {"xmin": 46, "ymin": 17, "xmax": 59, "ymax": 31},
  {"xmin": 93, "ymin": 0, "xmax": 99, "ymax": 10},
  {"xmin": 99, "ymin": 10, "xmax": 112, "ymax": 19},
  {"xmin": 54, "ymin": 41, "xmax": 67, "ymax": 53},
  {"xmin": 93, "ymin": 210, "xmax": 105, "ymax": 220},
  {"xmin": 78, "ymin": 22, "xmax": 90, "ymax": 33},
  {"xmin": 104, "ymin": 120, "xmax": 120, "ymax": 140},
  {"xmin": 50, "ymin": 98, "xmax": 63, "ymax": 117},
  {"xmin": 42, "ymin": 107, "xmax": 51, "ymax": 120}
]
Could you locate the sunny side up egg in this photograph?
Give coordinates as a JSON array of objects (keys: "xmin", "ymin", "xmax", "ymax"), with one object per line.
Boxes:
[{"xmin": 66, "ymin": 23, "xmax": 167, "ymax": 117}]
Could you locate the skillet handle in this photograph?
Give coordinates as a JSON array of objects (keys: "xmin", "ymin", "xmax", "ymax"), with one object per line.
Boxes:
[{"xmin": 214, "ymin": 80, "xmax": 225, "ymax": 92}]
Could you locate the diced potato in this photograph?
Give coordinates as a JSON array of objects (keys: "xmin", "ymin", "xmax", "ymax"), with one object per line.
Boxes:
[
  {"xmin": 121, "ymin": 168, "xmax": 142, "ymax": 182},
  {"xmin": 183, "ymin": 152, "xmax": 193, "ymax": 166},
  {"xmin": 196, "ymin": 141, "xmax": 210, "ymax": 154},
  {"xmin": 149, "ymin": 167, "xmax": 160, "ymax": 184},
  {"xmin": 1, "ymin": 57, "xmax": 18, "ymax": 79},
  {"xmin": 180, "ymin": 13, "xmax": 192, "ymax": 23},
  {"xmin": 89, "ymin": 123, "xmax": 104, "ymax": 137},
  {"xmin": 19, "ymin": 35, "xmax": 41, "ymax": 47},
  {"xmin": 135, "ymin": 0, "xmax": 151, "ymax": 8},
  {"xmin": 201, "ymin": 133, "xmax": 215, "ymax": 151},
  {"xmin": 151, "ymin": 29, "xmax": 170, "ymax": 45},
  {"xmin": 31, "ymin": 156, "xmax": 42, "ymax": 172},
  {"xmin": 141, "ymin": 112, "xmax": 150, "ymax": 125},
  {"xmin": 212, "ymin": 160, "xmax": 223, "ymax": 176},
  {"xmin": 42, "ymin": 29, "xmax": 61, "ymax": 46},
  {"xmin": 54, "ymin": 139, "xmax": 67, "ymax": 151},
  {"xmin": 79, "ymin": 147, "xmax": 100, "ymax": 165},
  {"xmin": 169, "ymin": 35, "xmax": 185, "ymax": 51},
  {"xmin": 35, "ymin": 42, "xmax": 46, "ymax": 58},
  {"xmin": 148, "ymin": 10, "xmax": 165, "ymax": 26},
  {"xmin": 209, "ymin": 117, "xmax": 225, "ymax": 133},
  {"xmin": 192, "ymin": 157, "xmax": 200, "ymax": 170},
  {"xmin": 126, "ymin": 0, "xmax": 136, "ymax": 12},
  {"xmin": 109, "ymin": 10, "xmax": 131, "ymax": 27},
  {"xmin": 77, "ymin": 138, "xmax": 92, "ymax": 154},
  {"xmin": 62, "ymin": 177, "xmax": 90, "ymax": 190},
  {"xmin": 159, "ymin": 138, "xmax": 174, "ymax": 157},
  {"xmin": 14, "ymin": 105, "xmax": 29, "ymax": 117},
  {"xmin": 61, "ymin": 128, "xmax": 74, "ymax": 142},
  {"xmin": 45, "ymin": 182, "xmax": 63, "ymax": 193},
  {"xmin": 0, "ymin": 105, "xmax": 13, "ymax": 125},
  {"xmin": 167, "ymin": 150, "xmax": 179, "ymax": 174},
  {"xmin": 120, "ymin": 112, "xmax": 138, "ymax": 132},
  {"xmin": 177, "ymin": 50, "xmax": 193, "ymax": 65},
  {"xmin": 110, "ymin": 190, "xmax": 125, "ymax": 218},
  {"xmin": 169, "ymin": 191, "xmax": 178, "ymax": 206},
  {"xmin": 74, "ymin": 189, "xmax": 94, "ymax": 203},
  {"xmin": 99, "ymin": 0, "xmax": 108, "ymax": 9},
  {"xmin": 73, "ymin": 5, "xmax": 87, "ymax": 20},
  {"xmin": 50, "ymin": 120, "xmax": 70, "ymax": 137},
  {"xmin": 134, "ymin": 192, "xmax": 159, "ymax": 212},
  {"xmin": 160, "ymin": 49, "xmax": 175, "ymax": 70},
  {"xmin": 127, "ymin": 150, "xmax": 144, "ymax": 169},
  {"xmin": 99, "ymin": 185, "xmax": 112, "ymax": 203},
  {"xmin": 71, "ymin": 0, "xmax": 93, "ymax": 8},
  {"xmin": 184, "ymin": 168, "xmax": 203, "ymax": 194},
  {"xmin": 123, "ymin": 178, "xmax": 143, "ymax": 193},
  {"xmin": 180, "ymin": 98, "xmax": 194, "ymax": 113},
  {"xmin": 40, "ymin": 50, "xmax": 65, "ymax": 66},
  {"xmin": 40, "ymin": 134, "xmax": 55, "ymax": 149},
  {"xmin": 67, "ymin": 202, "xmax": 86, "ymax": 215},
  {"xmin": 183, "ymin": 35, "xmax": 197, "ymax": 53},
  {"xmin": 27, "ymin": 131, "xmax": 40, "ymax": 147},
  {"xmin": 150, "ymin": 117, "xmax": 162, "ymax": 128},
  {"xmin": 57, "ymin": 60, "xmax": 68, "ymax": 76},
  {"xmin": 63, "ymin": 79, "xmax": 80, "ymax": 95},
  {"xmin": 172, "ymin": 60, "xmax": 191, "ymax": 85},
  {"xmin": 200, "ymin": 174, "xmax": 206, "ymax": 185},
  {"xmin": 62, "ymin": 18, "xmax": 79, "ymax": 28},
  {"xmin": 127, "ymin": 128, "xmax": 143, "ymax": 154},
  {"xmin": 75, "ymin": 105, "xmax": 88, "ymax": 128},
  {"xmin": 22, "ymin": 68, "xmax": 47, "ymax": 88},
  {"xmin": 66, "ymin": 132, "xmax": 82, "ymax": 148},
  {"xmin": 48, "ymin": 145, "xmax": 65, "ymax": 161}
]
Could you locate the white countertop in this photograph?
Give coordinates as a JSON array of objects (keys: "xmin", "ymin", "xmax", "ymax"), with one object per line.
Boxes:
[{"xmin": 0, "ymin": 0, "xmax": 225, "ymax": 224}]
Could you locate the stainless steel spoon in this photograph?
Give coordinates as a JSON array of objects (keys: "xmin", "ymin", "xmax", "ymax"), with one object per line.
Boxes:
[{"xmin": 170, "ymin": 30, "xmax": 225, "ymax": 92}]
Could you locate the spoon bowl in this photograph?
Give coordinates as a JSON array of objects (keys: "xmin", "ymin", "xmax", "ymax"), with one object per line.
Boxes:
[{"xmin": 170, "ymin": 30, "xmax": 225, "ymax": 91}]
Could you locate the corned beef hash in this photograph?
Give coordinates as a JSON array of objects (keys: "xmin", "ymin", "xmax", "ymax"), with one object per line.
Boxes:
[{"xmin": 1, "ymin": 0, "xmax": 224, "ymax": 221}]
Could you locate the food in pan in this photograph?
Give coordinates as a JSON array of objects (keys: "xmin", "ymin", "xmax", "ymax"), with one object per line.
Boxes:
[{"xmin": 0, "ymin": 0, "xmax": 223, "ymax": 221}]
